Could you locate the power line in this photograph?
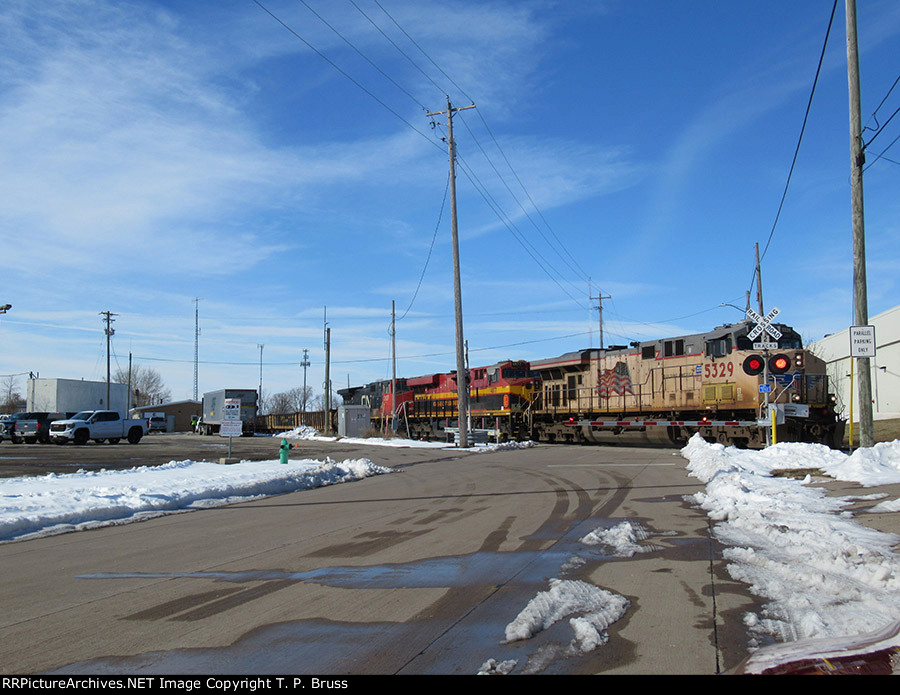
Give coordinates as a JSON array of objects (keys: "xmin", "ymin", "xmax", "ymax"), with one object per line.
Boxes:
[
  {"xmin": 252, "ymin": 0, "xmax": 441, "ymax": 151},
  {"xmin": 297, "ymin": 0, "xmax": 427, "ymax": 110},
  {"xmin": 371, "ymin": 0, "xmax": 473, "ymax": 103},
  {"xmin": 749, "ymin": 0, "xmax": 837, "ymax": 297},
  {"xmin": 863, "ymin": 72, "xmax": 900, "ymax": 134},
  {"xmin": 397, "ymin": 172, "xmax": 450, "ymax": 322},
  {"xmin": 355, "ymin": 1, "xmax": 594, "ymax": 302},
  {"xmin": 348, "ymin": 0, "xmax": 447, "ymax": 98},
  {"xmin": 863, "ymin": 103, "xmax": 900, "ymax": 151},
  {"xmin": 456, "ymin": 112, "xmax": 591, "ymax": 287}
]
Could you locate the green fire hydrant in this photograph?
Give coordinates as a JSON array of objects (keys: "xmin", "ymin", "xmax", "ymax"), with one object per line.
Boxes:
[{"xmin": 279, "ymin": 438, "xmax": 295, "ymax": 464}]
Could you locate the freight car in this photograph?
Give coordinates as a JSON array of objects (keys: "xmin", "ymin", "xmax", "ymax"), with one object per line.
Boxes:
[
  {"xmin": 339, "ymin": 321, "xmax": 842, "ymax": 449},
  {"xmin": 339, "ymin": 360, "xmax": 538, "ymax": 441},
  {"xmin": 529, "ymin": 320, "xmax": 842, "ymax": 448}
]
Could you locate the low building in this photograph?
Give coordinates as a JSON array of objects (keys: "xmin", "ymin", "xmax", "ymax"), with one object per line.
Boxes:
[
  {"xmin": 130, "ymin": 400, "xmax": 201, "ymax": 432},
  {"xmin": 810, "ymin": 304, "xmax": 900, "ymax": 441},
  {"xmin": 27, "ymin": 378, "xmax": 128, "ymax": 415}
]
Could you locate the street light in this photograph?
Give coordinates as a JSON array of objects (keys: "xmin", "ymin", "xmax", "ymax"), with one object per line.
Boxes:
[{"xmin": 719, "ymin": 302, "xmax": 747, "ymax": 315}]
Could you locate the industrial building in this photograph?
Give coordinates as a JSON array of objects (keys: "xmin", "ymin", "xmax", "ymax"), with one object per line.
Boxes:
[
  {"xmin": 810, "ymin": 303, "xmax": 900, "ymax": 441},
  {"xmin": 26, "ymin": 378, "xmax": 128, "ymax": 416},
  {"xmin": 130, "ymin": 400, "xmax": 201, "ymax": 432}
]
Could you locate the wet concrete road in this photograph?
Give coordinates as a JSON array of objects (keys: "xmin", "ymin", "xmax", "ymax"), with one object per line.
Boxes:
[{"xmin": 0, "ymin": 438, "xmax": 756, "ymax": 675}]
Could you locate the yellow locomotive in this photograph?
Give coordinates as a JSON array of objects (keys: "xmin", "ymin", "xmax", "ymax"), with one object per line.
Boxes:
[{"xmin": 529, "ymin": 321, "xmax": 841, "ymax": 448}]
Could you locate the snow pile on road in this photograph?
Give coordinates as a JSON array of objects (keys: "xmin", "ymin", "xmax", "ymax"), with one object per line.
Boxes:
[
  {"xmin": 274, "ymin": 427, "xmax": 448, "ymax": 449},
  {"xmin": 503, "ymin": 578, "xmax": 630, "ymax": 652},
  {"xmin": 579, "ymin": 520, "xmax": 658, "ymax": 557},
  {"xmin": 272, "ymin": 425, "xmax": 321, "ymax": 440},
  {"xmin": 682, "ymin": 434, "xmax": 900, "ymax": 646},
  {"xmin": 472, "ymin": 440, "xmax": 537, "ymax": 453},
  {"xmin": 274, "ymin": 426, "xmax": 537, "ymax": 453},
  {"xmin": 0, "ymin": 457, "xmax": 391, "ymax": 543}
]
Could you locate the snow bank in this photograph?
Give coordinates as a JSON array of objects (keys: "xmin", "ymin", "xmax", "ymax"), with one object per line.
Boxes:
[
  {"xmin": 0, "ymin": 457, "xmax": 391, "ymax": 543},
  {"xmin": 274, "ymin": 427, "xmax": 537, "ymax": 453},
  {"xmin": 682, "ymin": 435, "xmax": 900, "ymax": 645}
]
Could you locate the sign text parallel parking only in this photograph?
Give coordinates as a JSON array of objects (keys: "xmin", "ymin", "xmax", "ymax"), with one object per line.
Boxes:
[{"xmin": 850, "ymin": 325, "xmax": 876, "ymax": 358}]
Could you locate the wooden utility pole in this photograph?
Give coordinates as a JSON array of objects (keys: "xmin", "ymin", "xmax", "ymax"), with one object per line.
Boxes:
[
  {"xmin": 755, "ymin": 242, "xmax": 765, "ymax": 316},
  {"xmin": 846, "ymin": 0, "xmax": 874, "ymax": 447},
  {"xmin": 324, "ymin": 327, "xmax": 331, "ymax": 435},
  {"xmin": 391, "ymin": 300, "xmax": 397, "ymax": 433},
  {"xmin": 427, "ymin": 97, "xmax": 475, "ymax": 447},
  {"xmin": 193, "ymin": 298, "xmax": 201, "ymax": 402},
  {"xmin": 590, "ymin": 292, "xmax": 611, "ymax": 349},
  {"xmin": 257, "ymin": 344, "xmax": 264, "ymax": 407}
]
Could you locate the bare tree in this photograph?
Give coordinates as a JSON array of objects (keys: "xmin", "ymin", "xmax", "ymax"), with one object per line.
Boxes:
[
  {"xmin": 311, "ymin": 388, "xmax": 342, "ymax": 412},
  {"xmin": 1, "ymin": 375, "xmax": 24, "ymax": 413},
  {"xmin": 268, "ymin": 386, "xmax": 315, "ymax": 415},
  {"xmin": 268, "ymin": 391, "xmax": 295, "ymax": 415},
  {"xmin": 113, "ymin": 364, "xmax": 172, "ymax": 408}
]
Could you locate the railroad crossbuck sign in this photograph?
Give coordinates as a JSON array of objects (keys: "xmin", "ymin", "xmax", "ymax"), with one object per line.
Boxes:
[{"xmin": 747, "ymin": 307, "xmax": 782, "ymax": 350}]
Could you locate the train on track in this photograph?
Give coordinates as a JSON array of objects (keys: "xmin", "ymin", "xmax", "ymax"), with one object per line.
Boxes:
[{"xmin": 337, "ymin": 320, "xmax": 844, "ymax": 449}]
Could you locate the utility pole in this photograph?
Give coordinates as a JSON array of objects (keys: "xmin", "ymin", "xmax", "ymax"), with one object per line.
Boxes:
[
  {"xmin": 427, "ymin": 97, "xmax": 475, "ymax": 447},
  {"xmin": 127, "ymin": 352, "xmax": 133, "ymax": 415},
  {"xmin": 257, "ymin": 344, "xmax": 264, "ymax": 410},
  {"xmin": 846, "ymin": 0, "xmax": 874, "ymax": 447},
  {"xmin": 391, "ymin": 300, "xmax": 397, "ymax": 433},
  {"xmin": 193, "ymin": 298, "xmax": 201, "ymax": 402},
  {"xmin": 100, "ymin": 311, "xmax": 117, "ymax": 407},
  {"xmin": 300, "ymin": 348, "xmax": 310, "ymax": 413},
  {"xmin": 324, "ymin": 328, "xmax": 331, "ymax": 435},
  {"xmin": 590, "ymin": 292, "xmax": 611, "ymax": 349},
  {"xmin": 755, "ymin": 242, "xmax": 765, "ymax": 316}
]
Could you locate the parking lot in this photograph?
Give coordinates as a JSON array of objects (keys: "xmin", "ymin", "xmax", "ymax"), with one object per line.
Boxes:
[{"xmin": 0, "ymin": 431, "xmax": 463, "ymax": 478}]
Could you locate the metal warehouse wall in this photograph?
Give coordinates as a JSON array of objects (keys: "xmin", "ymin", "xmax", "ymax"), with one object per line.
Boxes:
[{"xmin": 810, "ymin": 304, "xmax": 900, "ymax": 423}]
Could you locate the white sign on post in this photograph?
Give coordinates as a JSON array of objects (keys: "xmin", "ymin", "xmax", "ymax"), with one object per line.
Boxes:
[
  {"xmin": 850, "ymin": 325, "xmax": 876, "ymax": 358},
  {"xmin": 220, "ymin": 398, "xmax": 243, "ymax": 437}
]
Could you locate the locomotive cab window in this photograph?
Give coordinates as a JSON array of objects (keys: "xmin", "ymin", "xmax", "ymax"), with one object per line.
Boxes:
[
  {"xmin": 642, "ymin": 345, "xmax": 655, "ymax": 360},
  {"xmin": 664, "ymin": 340, "xmax": 685, "ymax": 357},
  {"xmin": 706, "ymin": 338, "xmax": 732, "ymax": 358}
]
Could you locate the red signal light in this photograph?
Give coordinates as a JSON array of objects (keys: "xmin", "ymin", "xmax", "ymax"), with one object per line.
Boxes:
[
  {"xmin": 769, "ymin": 354, "xmax": 790, "ymax": 375},
  {"xmin": 742, "ymin": 355, "xmax": 765, "ymax": 376}
]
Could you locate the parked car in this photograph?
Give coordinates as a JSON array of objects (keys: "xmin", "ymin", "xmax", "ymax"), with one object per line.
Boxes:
[
  {"xmin": 146, "ymin": 412, "xmax": 168, "ymax": 433},
  {"xmin": 15, "ymin": 412, "xmax": 71, "ymax": 444},
  {"xmin": 0, "ymin": 412, "xmax": 35, "ymax": 443},
  {"xmin": 49, "ymin": 410, "xmax": 148, "ymax": 445}
]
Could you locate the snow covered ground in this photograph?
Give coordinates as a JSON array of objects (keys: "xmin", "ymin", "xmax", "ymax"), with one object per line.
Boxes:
[{"xmin": 2, "ymin": 429, "xmax": 899, "ymax": 673}]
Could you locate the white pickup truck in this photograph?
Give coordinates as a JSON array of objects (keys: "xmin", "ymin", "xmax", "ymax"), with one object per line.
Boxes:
[{"xmin": 49, "ymin": 411, "xmax": 148, "ymax": 445}]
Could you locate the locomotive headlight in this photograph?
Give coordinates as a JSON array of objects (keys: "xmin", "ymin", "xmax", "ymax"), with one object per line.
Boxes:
[
  {"xmin": 792, "ymin": 394, "xmax": 802, "ymax": 403},
  {"xmin": 794, "ymin": 352, "xmax": 804, "ymax": 370}
]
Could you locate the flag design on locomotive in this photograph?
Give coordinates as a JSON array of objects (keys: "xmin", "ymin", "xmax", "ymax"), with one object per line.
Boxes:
[{"xmin": 598, "ymin": 362, "xmax": 634, "ymax": 398}]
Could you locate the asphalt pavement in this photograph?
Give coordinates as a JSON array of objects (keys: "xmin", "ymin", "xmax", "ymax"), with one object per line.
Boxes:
[{"xmin": 1, "ymin": 436, "xmax": 758, "ymax": 675}]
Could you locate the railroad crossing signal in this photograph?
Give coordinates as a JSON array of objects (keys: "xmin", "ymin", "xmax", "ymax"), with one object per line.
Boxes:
[{"xmin": 742, "ymin": 307, "xmax": 790, "ymax": 376}]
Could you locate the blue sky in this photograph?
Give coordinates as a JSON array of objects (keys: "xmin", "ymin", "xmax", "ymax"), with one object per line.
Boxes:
[{"xmin": 1, "ymin": 0, "xmax": 898, "ymax": 407}]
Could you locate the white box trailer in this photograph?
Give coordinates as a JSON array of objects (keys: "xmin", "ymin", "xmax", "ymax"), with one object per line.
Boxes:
[{"xmin": 27, "ymin": 378, "xmax": 128, "ymax": 416}]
